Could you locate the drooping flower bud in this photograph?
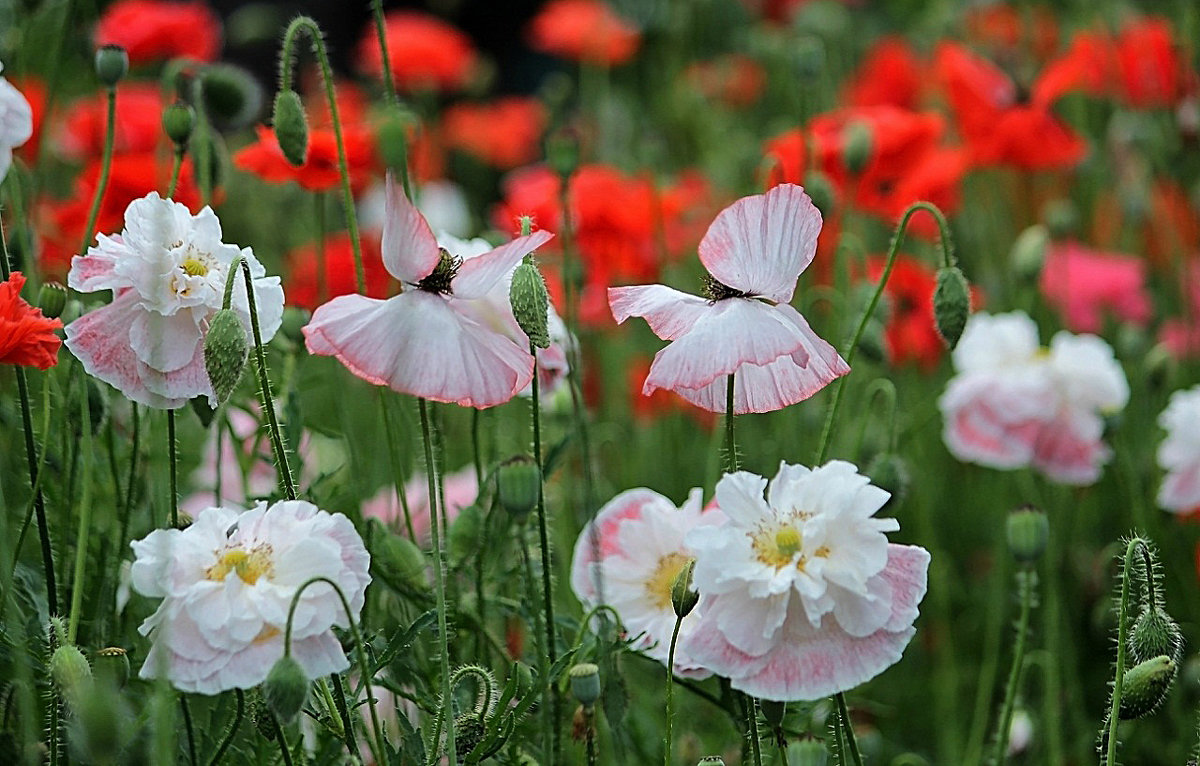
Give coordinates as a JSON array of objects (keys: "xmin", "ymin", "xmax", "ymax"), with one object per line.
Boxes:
[
  {"xmin": 866, "ymin": 453, "xmax": 909, "ymax": 507},
  {"xmin": 162, "ymin": 101, "xmax": 197, "ymax": 148},
  {"xmin": 272, "ymin": 89, "xmax": 308, "ymax": 167},
  {"xmin": 568, "ymin": 663, "xmax": 601, "ymax": 707},
  {"xmin": 1006, "ymin": 505, "xmax": 1048, "ymax": 564},
  {"xmin": 497, "ymin": 455, "xmax": 541, "ymax": 518},
  {"xmin": 263, "ymin": 655, "xmax": 309, "ymax": 724},
  {"xmin": 932, "ymin": 265, "xmax": 970, "ymax": 349},
  {"xmin": 670, "ymin": 558, "xmax": 699, "ymax": 618},
  {"xmin": 50, "ymin": 644, "xmax": 93, "ymax": 706},
  {"xmin": 1009, "ymin": 224, "xmax": 1048, "ymax": 281},
  {"xmin": 203, "ymin": 309, "xmax": 249, "ymax": 404},
  {"xmin": 1119, "ymin": 655, "xmax": 1176, "ymax": 719},
  {"xmin": 1130, "ymin": 606, "xmax": 1184, "ymax": 666},
  {"xmin": 368, "ymin": 519, "xmax": 430, "ymax": 594},
  {"xmin": 842, "ymin": 121, "xmax": 873, "ymax": 174},
  {"xmin": 37, "ymin": 282, "xmax": 68, "ymax": 319},
  {"xmin": 510, "ymin": 255, "xmax": 551, "ymax": 349},
  {"xmin": 94, "ymin": 45, "xmax": 128, "ymax": 87}
]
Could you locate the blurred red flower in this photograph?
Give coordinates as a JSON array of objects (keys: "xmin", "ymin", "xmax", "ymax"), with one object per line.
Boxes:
[
  {"xmin": 357, "ymin": 11, "xmax": 477, "ymax": 93},
  {"xmin": 57, "ymin": 83, "xmax": 166, "ymax": 159},
  {"xmin": 1115, "ymin": 17, "xmax": 1184, "ymax": 108},
  {"xmin": 233, "ymin": 125, "xmax": 376, "ymax": 193},
  {"xmin": 866, "ymin": 255, "xmax": 947, "ymax": 371},
  {"xmin": 0, "ymin": 272, "xmax": 62, "ymax": 370},
  {"xmin": 528, "ymin": 0, "xmax": 641, "ymax": 66},
  {"xmin": 1039, "ymin": 241, "xmax": 1152, "ymax": 333},
  {"xmin": 285, "ymin": 232, "xmax": 391, "ymax": 310},
  {"xmin": 843, "ymin": 37, "xmax": 923, "ymax": 110},
  {"xmin": 442, "ymin": 97, "xmax": 548, "ymax": 169},
  {"xmin": 683, "ymin": 54, "xmax": 767, "ymax": 108},
  {"xmin": 762, "ymin": 128, "xmax": 806, "ymax": 188},
  {"xmin": 12, "ymin": 76, "xmax": 46, "ymax": 166},
  {"xmin": 94, "ymin": 0, "xmax": 221, "ymax": 64}
]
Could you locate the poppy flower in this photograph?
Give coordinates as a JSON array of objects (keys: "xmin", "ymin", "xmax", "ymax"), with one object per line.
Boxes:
[
  {"xmin": 1157, "ymin": 386, "xmax": 1200, "ymax": 514},
  {"xmin": 357, "ymin": 11, "xmax": 477, "ymax": 94},
  {"xmin": 0, "ymin": 62, "xmax": 33, "ymax": 183},
  {"xmin": 843, "ymin": 38, "xmax": 923, "ymax": 110},
  {"xmin": 964, "ymin": 3, "xmax": 1059, "ymax": 62},
  {"xmin": 94, "ymin": 0, "xmax": 221, "ymax": 64},
  {"xmin": 1038, "ymin": 241, "xmax": 1152, "ymax": 333},
  {"xmin": 609, "ymin": 183, "xmax": 848, "ymax": 414},
  {"xmin": 303, "ymin": 175, "xmax": 553, "ymax": 409},
  {"xmin": 683, "ymin": 461, "xmax": 930, "ymax": 701},
  {"xmin": 762, "ymin": 128, "xmax": 806, "ymax": 188},
  {"xmin": 442, "ymin": 97, "xmax": 548, "ymax": 170},
  {"xmin": 11, "ymin": 75, "xmax": 45, "ymax": 167},
  {"xmin": 233, "ymin": 125, "xmax": 376, "ymax": 194},
  {"xmin": 1032, "ymin": 31, "xmax": 1112, "ymax": 106},
  {"xmin": 57, "ymin": 83, "xmax": 166, "ymax": 159},
  {"xmin": 285, "ymin": 232, "xmax": 391, "ymax": 311},
  {"xmin": 0, "ymin": 272, "xmax": 62, "ymax": 370},
  {"xmin": 1115, "ymin": 17, "xmax": 1184, "ymax": 108},
  {"xmin": 527, "ymin": 0, "xmax": 641, "ymax": 66}
]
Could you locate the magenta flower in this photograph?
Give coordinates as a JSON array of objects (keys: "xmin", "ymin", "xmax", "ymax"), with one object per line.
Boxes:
[
  {"xmin": 609, "ymin": 183, "xmax": 848, "ymax": 414},
  {"xmin": 1039, "ymin": 240, "xmax": 1151, "ymax": 333},
  {"xmin": 303, "ymin": 175, "xmax": 553, "ymax": 408}
]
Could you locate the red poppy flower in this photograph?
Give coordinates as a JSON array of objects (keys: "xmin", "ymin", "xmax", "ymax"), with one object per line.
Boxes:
[
  {"xmin": 866, "ymin": 255, "xmax": 945, "ymax": 370},
  {"xmin": 683, "ymin": 54, "xmax": 767, "ymax": 109},
  {"xmin": 442, "ymin": 97, "xmax": 548, "ymax": 170},
  {"xmin": 357, "ymin": 11, "xmax": 477, "ymax": 93},
  {"xmin": 233, "ymin": 125, "xmax": 376, "ymax": 194},
  {"xmin": 1091, "ymin": 182, "xmax": 1200, "ymax": 267},
  {"xmin": 1032, "ymin": 31, "xmax": 1112, "ymax": 106},
  {"xmin": 1115, "ymin": 17, "xmax": 1184, "ymax": 108},
  {"xmin": 493, "ymin": 164, "xmax": 563, "ymax": 236},
  {"xmin": 57, "ymin": 83, "xmax": 166, "ymax": 159},
  {"xmin": 1039, "ymin": 241, "xmax": 1152, "ymax": 333},
  {"xmin": 285, "ymin": 232, "xmax": 390, "ymax": 310},
  {"xmin": 843, "ymin": 37, "xmax": 923, "ymax": 110},
  {"xmin": 527, "ymin": 0, "xmax": 641, "ymax": 66},
  {"xmin": 12, "ymin": 76, "xmax": 46, "ymax": 166},
  {"xmin": 94, "ymin": 0, "xmax": 221, "ymax": 64},
  {"xmin": 762, "ymin": 128, "xmax": 806, "ymax": 188},
  {"xmin": 626, "ymin": 355, "xmax": 717, "ymax": 426},
  {"xmin": 0, "ymin": 272, "xmax": 62, "ymax": 370},
  {"xmin": 657, "ymin": 169, "xmax": 720, "ymax": 260}
]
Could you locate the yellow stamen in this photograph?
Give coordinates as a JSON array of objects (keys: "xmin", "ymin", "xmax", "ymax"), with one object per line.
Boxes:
[
  {"xmin": 645, "ymin": 552, "xmax": 690, "ymax": 610},
  {"xmin": 205, "ymin": 545, "xmax": 273, "ymax": 585}
]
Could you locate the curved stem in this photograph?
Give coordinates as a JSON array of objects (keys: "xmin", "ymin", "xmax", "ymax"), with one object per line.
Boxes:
[
  {"xmin": 79, "ymin": 85, "xmax": 117, "ymax": 256},
  {"xmin": 530, "ymin": 347, "xmax": 560, "ymax": 760},
  {"xmin": 1104, "ymin": 537, "xmax": 1148, "ymax": 766},
  {"xmin": 664, "ymin": 613, "xmax": 684, "ymax": 766},
  {"xmin": 278, "ymin": 16, "xmax": 365, "ymax": 293},
  {"xmin": 992, "ymin": 569, "xmax": 1036, "ymax": 765},
  {"xmin": 205, "ymin": 689, "xmax": 245, "ymax": 766}
]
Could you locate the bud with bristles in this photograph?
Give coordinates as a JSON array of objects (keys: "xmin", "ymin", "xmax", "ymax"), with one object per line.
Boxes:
[
  {"xmin": 1130, "ymin": 606, "xmax": 1184, "ymax": 666},
  {"xmin": 368, "ymin": 519, "xmax": 429, "ymax": 594},
  {"xmin": 1006, "ymin": 505, "xmax": 1049, "ymax": 564},
  {"xmin": 1119, "ymin": 655, "xmax": 1175, "ymax": 719},
  {"xmin": 201, "ymin": 64, "xmax": 263, "ymax": 131},
  {"xmin": 670, "ymin": 559, "xmax": 698, "ymax": 618},
  {"xmin": 568, "ymin": 663, "xmax": 601, "ymax": 707},
  {"xmin": 510, "ymin": 255, "xmax": 551, "ymax": 349},
  {"xmin": 204, "ymin": 309, "xmax": 249, "ymax": 404},
  {"xmin": 497, "ymin": 455, "xmax": 541, "ymax": 518},
  {"xmin": 788, "ymin": 738, "xmax": 829, "ymax": 766},
  {"xmin": 376, "ymin": 108, "xmax": 414, "ymax": 172},
  {"xmin": 94, "ymin": 45, "xmax": 128, "ymax": 87},
  {"xmin": 448, "ymin": 503, "xmax": 484, "ymax": 564},
  {"xmin": 37, "ymin": 282, "xmax": 67, "ymax": 319},
  {"xmin": 263, "ymin": 655, "xmax": 309, "ymax": 724},
  {"xmin": 272, "ymin": 89, "xmax": 308, "ymax": 167},
  {"xmin": 163, "ymin": 101, "xmax": 197, "ymax": 148},
  {"xmin": 933, "ymin": 265, "xmax": 970, "ymax": 349},
  {"xmin": 50, "ymin": 645, "xmax": 93, "ymax": 706}
]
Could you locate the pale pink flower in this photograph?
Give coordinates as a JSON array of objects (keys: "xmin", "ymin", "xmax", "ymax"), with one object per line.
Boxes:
[
  {"xmin": 130, "ymin": 500, "xmax": 371, "ymax": 694},
  {"xmin": 361, "ymin": 465, "xmax": 479, "ymax": 544},
  {"xmin": 0, "ymin": 61, "xmax": 33, "ymax": 182},
  {"xmin": 570, "ymin": 487, "xmax": 724, "ymax": 678},
  {"xmin": 609, "ymin": 183, "xmax": 848, "ymax": 414},
  {"xmin": 1157, "ymin": 386, "xmax": 1200, "ymax": 514},
  {"xmin": 682, "ymin": 462, "xmax": 929, "ymax": 701},
  {"xmin": 303, "ymin": 175, "xmax": 553, "ymax": 408},
  {"xmin": 64, "ymin": 192, "xmax": 283, "ymax": 409},
  {"xmin": 1039, "ymin": 240, "xmax": 1152, "ymax": 333},
  {"xmin": 939, "ymin": 311, "xmax": 1129, "ymax": 485}
]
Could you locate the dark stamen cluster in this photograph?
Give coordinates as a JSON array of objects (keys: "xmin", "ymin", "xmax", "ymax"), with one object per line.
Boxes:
[
  {"xmin": 417, "ymin": 250, "xmax": 462, "ymax": 294},
  {"xmin": 703, "ymin": 274, "xmax": 751, "ymax": 302}
]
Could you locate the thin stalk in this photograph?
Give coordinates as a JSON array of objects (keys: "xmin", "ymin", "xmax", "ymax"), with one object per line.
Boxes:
[
  {"xmin": 371, "ymin": 0, "xmax": 397, "ymax": 104},
  {"xmin": 530, "ymin": 346, "xmax": 560, "ymax": 760},
  {"xmin": 168, "ymin": 409, "xmax": 179, "ymax": 527},
  {"xmin": 181, "ymin": 696, "xmax": 197, "ymax": 766},
  {"xmin": 315, "ymin": 193, "xmax": 328, "ymax": 303},
  {"xmin": 270, "ymin": 714, "xmax": 295, "ymax": 766},
  {"xmin": 166, "ymin": 148, "xmax": 184, "ymax": 199},
  {"xmin": 66, "ymin": 377, "xmax": 94, "ymax": 644},
  {"xmin": 191, "ymin": 78, "xmax": 213, "ymax": 207},
  {"xmin": 79, "ymin": 85, "xmax": 117, "ymax": 256},
  {"xmin": 378, "ymin": 393, "xmax": 417, "ymax": 540},
  {"xmin": 724, "ymin": 373, "xmax": 737, "ymax": 473},
  {"xmin": 664, "ymin": 613, "xmax": 685, "ymax": 766},
  {"xmin": 992, "ymin": 570, "xmax": 1036, "ymax": 765},
  {"xmin": 746, "ymin": 695, "xmax": 763, "ymax": 766},
  {"xmin": 205, "ymin": 689, "xmax": 245, "ymax": 766},
  {"xmin": 835, "ymin": 693, "xmax": 863, "ymax": 766},
  {"xmin": 419, "ymin": 398, "xmax": 458, "ymax": 765},
  {"xmin": 1104, "ymin": 538, "xmax": 1147, "ymax": 766}
]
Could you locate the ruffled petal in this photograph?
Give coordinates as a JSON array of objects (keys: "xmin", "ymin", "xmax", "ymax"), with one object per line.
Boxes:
[
  {"xmin": 608, "ymin": 284, "xmax": 714, "ymax": 341},
  {"xmin": 1031, "ymin": 407, "xmax": 1109, "ymax": 486},
  {"xmin": 570, "ymin": 488, "xmax": 673, "ymax": 606},
  {"xmin": 130, "ymin": 307, "xmax": 202, "ymax": 372},
  {"xmin": 381, "ymin": 173, "xmax": 441, "ymax": 284},
  {"xmin": 698, "ymin": 183, "xmax": 821, "ymax": 304},
  {"xmin": 452, "ymin": 230, "xmax": 554, "ymax": 299}
]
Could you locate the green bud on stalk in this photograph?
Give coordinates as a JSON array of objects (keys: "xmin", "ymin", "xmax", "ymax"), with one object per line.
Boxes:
[
  {"xmin": 93, "ymin": 646, "xmax": 131, "ymax": 688},
  {"xmin": 1119, "ymin": 655, "xmax": 1176, "ymax": 719},
  {"xmin": 163, "ymin": 101, "xmax": 197, "ymax": 148},
  {"xmin": 1130, "ymin": 606, "xmax": 1184, "ymax": 666},
  {"xmin": 510, "ymin": 255, "xmax": 551, "ymax": 349},
  {"xmin": 1006, "ymin": 506, "xmax": 1049, "ymax": 564},
  {"xmin": 272, "ymin": 89, "xmax": 308, "ymax": 167},
  {"xmin": 497, "ymin": 455, "xmax": 541, "ymax": 518},
  {"xmin": 203, "ymin": 309, "xmax": 249, "ymax": 404},
  {"xmin": 932, "ymin": 265, "xmax": 970, "ymax": 349},
  {"xmin": 94, "ymin": 45, "xmax": 128, "ymax": 87},
  {"xmin": 37, "ymin": 282, "xmax": 67, "ymax": 319},
  {"xmin": 50, "ymin": 645, "xmax": 93, "ymax": 706},
  {"xmin": 670, "ymin": 559, "xmax": 699, "ymax": 618},
  {"xmin": 368, "ymin": 519, "xmax": 430, "ymax": 594},
  {"xmin": 842, "ymin": 121, "xmax": 873, "ymax": 174},
  {"xmin": 263, "ymin": 655, "xmax": 309, "ymax": 724},
  {"xmin": 1010, "ymin": 224, "xmax": 1048, "ymax": 280}
]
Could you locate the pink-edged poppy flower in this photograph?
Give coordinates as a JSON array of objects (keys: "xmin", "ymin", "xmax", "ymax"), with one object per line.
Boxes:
[
  {"xmin": 1157, "ymin": 386, "xmax": 1200, "ymax": 514},
  {"xmin": 682, "ymin": 461, "xmax": 930, "ymax": 701},
  {"xmin": 609, "ymin": 183, "xmax": 848, "ymax": 414},
  {"xmin": 939, "ymin": 311, "xmax": 1129, "ymax": 485},
  {"xmin": 571, "ymin": 487, "xmax": 724, "ymax": 678},
  {"xmin": 302, "ymin": 175, "xmax": 553, "ymax": 409},
  {"xmin": 1039, "ymin": 240, "xmax": 1152, "ymax": 333}
]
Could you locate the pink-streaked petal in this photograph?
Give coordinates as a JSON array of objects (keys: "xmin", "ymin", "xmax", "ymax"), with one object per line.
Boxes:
[
  {"xmin": 452, "ymin": 230, "xmax": 555, "ymax": 299},
  {"xmin": 879, "ymin": 545, "xmax": 931, "ymax": 633},
  {"xmin": 1031, "ymin": 408, "xmax": 1108, "ymax": 486},
  {"xmin": 570, "ymin": 488, "xmax": 673, "ymax": 605},
  {"xmin": 381, "ymin": 173, "xmax": 441, "ymax": 284},
  {"xmin": 608, "ymin": 285, "xmax": 714, "ymax": 341},
  {"xmin": 67, "ymin": 234, "xmax": 132, "ymax": 292},
  {"xmin": 304, "ymin": 291, "xmax": 534, "ymax": 408},
  {"xmin": 1159, "ymin": 462, "xmax": 1200, "ymax": 513},
  {"xmin": 698, "ymin": 184, "xmax": 821, "ymax": 304},
  {"xmin": 130, "ymin": 308, "xmax": 202, "ymax": 372},
  {"xmin": 139, "ymin": 347, "xmax": 214, "ymax": 404}
]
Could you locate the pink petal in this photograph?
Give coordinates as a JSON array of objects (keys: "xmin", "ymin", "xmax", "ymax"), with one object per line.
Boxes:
[
  {"xmin": 698, "ymin": 184, "xmax": 821, "ymax": 304},
  {"xmin": 940, "ymin": 376, "xmax": 1049, "ymax": 469},
  {"xmin": 570, "ymin": 488, "xmax": 671, "ymax": 605},
  {"xmin": 67, "ymin": 235, "xmax": 130, "ymax": 292},
  {"xmin": 608, "ymin": 284, "xmax": 715, "ymax": 341},
  {"xmin": 304, "ymin": 291, "xmax": 534, "ymax": 408},
  {"xmin": 453, "ymin": 230, "xmax": 555, "ymax": 299},
  {"xmin": 381, "ymin": 173, "xmax": 441, "ymax": 284},
  {"xmin": 879, "ymin": 544, "xmax": 931, "ymax": 632},
  {"xmin": 139, "ymin": 346, "xmax": 213, "ymax": 404},
  {"xmin": 1031, "ymin": 408, "xmax": 1108, "ymax": 485},
  {"xmin": 1159, "ymin": 462, "xmax": 1200, "ymax": 512}
]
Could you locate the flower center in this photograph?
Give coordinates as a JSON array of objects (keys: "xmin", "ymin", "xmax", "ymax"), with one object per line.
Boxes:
[
  {"xmin": 182, "ymin": 257, "xmax": 209, "ymax": 277},
  {"xmin": 206, "ymin": 545, "xmax": 274, "ymax": 585},
  {"xmin": 703, "ymin": 274, "xmax": 752, "ymax": 302},
  {"xmin": 417, "ymin": 249, "xmax": 462, "ymax": 294},
  {"xmin": 752, "ymin": 523, "xmax": 806, "ymax": 570},
  {"xmin": 645, "ymin": 552, "xmax": 691, "ymax": 610}
]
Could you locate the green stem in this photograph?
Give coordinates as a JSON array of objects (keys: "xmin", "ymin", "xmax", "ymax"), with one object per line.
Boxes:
[
  {"xmin": 370, "ymin": 0, "xmax": 397, "ymax": 104},
  {"xmin": 664, "ymin": 613, "xmax": 684, "ymax": 766},
  {"xmin": 834, "ymin": 693, "xmax": 863, "ymax": 766},
  {"xmin": 278, "ymin": 16, "xmax": 365, "ymax": 293},
  {"xmin": 79, "ymin": 85, "xmax": 117, "ymax": 256},
  {"xmin": 205, "ymin": 689, "xmax": 244, "ymax": 766},
  {"xmin": 168, "ymin": 409, "xmax": 179, "ymax": 528},
  {"xmin": 1104, "ymin": 538, "xmax": 1148, "ymax": 766},
  {"xmin": 166, "ymin": 149, "xmax": 184, "ymax": 199},
  {"xmin": 530, "ymin": 346, "xmax": 560, "ymax": 760},
  {"xmin": 419, "ymin": 398, "xmax": 458, "ymax": 765},
  {"xmin": 66, "ymin": 375, "xmax": 94, "ymax": 644},
  {"xmin": 724, "ymin": 373, "xmax": 737, "ymax": 474},
  {"xmin": 270, "ymin": 714, "xmax": 295, "ymax": 766},
  {"xmin": 190, "ymin": 78, "xmax": 213, "ymax": 207},
  {"xmin": 378, "ymin": 394, "xmax": 417, "ymax": 541},
  {"xmin": 992, "ymin": 569, "xmax": 1036, "ymax": 765},
  {"xmin": 181, "ymin": 696, "xmax": 197, "ymax": 766}
]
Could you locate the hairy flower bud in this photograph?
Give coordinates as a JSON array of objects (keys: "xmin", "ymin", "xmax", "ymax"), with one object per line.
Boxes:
[
  {"xmin": 787, "ymin": 738, "xmax": 829, "ymax": 766},
  {"xmin": 842, "ymin": 121, "xmax": 873, "ymax": 174},
  {"xmin": 272, "ymin": 89, "xmax": 308, "ymax": 167},
  {"xmin": 1006, "ymin": 506, "xmax": 1049, "ymax": 564},
  {"xmin": 510, "ymin": 255, "xmax": 551, "ymax": 349},
  {"xmin": 263, "ymin": 655, "xmax": 309, "ymax": 724},
  {"xmin": 497, "ymin": 455, "xmax": 541, "ymax": 518},
  {"xmin": 670, "ymin": 558, "xmax": 699, "ymax": 618},
  {"xmin": 368, "ymin": 519, "xmax": 430, "ymax": 594},
  {"xmin": 203, "ymin": 309, "xmax": 249, "ymax": 404},
  {"xmin": 162, "ymin": 102, "xmax": 197, "ymax": 148},
  {"xmin": 50, "ymin": 645, "xmax": 93, "ymax": 706},
  {"xmin": 1130, "ymin": 606, "xmax": 1184, "ymax": 666},
  {"xmin": 1119, "ymin": 655, "xmax": 1176, "ymax": 719},
  {"xmin": 933, "ymin": 265, "xmax": 970, "ymax": 349},
  {"xmin": 201, "ymin": 64, "xmax": 262, "ymax": 131},
  {"xmin": 568, "ymin": 663, "xmax": 601, "ymax": 707},
  {"xmin": 37, "ymin": 282, "xmax": 67, "ymax": 319},
  {"xmin": 94, "ymin": 45, "xmax": 128, "ymax": 87}
]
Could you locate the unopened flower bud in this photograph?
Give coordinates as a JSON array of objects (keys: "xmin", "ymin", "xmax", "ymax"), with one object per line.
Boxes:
[
  {"xmin": 368, "ymin": 519, "xmax": 430, "ymax": 594},
  {"xmin": 670, "ymin": 559, "xmax": 699, "ymax": 618},
  {"xmin": 279, "ymin": 306, "xmax": 309, "ymax": 348},
  {"xmin": 204, "ymin": 309, "xmax": 249, "ymax": 404},
  {"xmin": 787, "ymin": 738, "xmax": 829, "ymax": 766},
  {"xmin": 263, "ymin": 655, "xmax": 309, "ymax": 724},
  {"xmin": 932, "ymin": 265, "xmax": 970, "ymax": 349},
  {"xmin": 804, "ymin": 170, "xmax": 837, "ymax": 218},
  {"xmin": 497, "ymin": 455, "xmax": 541, "ymax": 518},
  {"xmin": 568, "ymin": 663, "xmax": 601, "ymax": 707},
  {"xmin": 37, "ymin": 282, "xmax": 67, "ymax": 319},
  {"xmin": 376, "ymin": 108, "xmax": 415, "ymax": 172},
  {"xmin": 842, "ymin": 121, "xmax": 873, "ymax": 174},
  {"xmin": 519, "ymin": 216, "xmax": 535, "ymax": 237},
  {"xmin": 93, "ymin": 646, "xmax": 130, "ymax": 688},
  {"xmin": 162, "ymin": 101, "xmax": 196, "ymax": 148},
  {"xmin": 510, "ymin": 256, "xmax": 551, "ymax": 349},
  {"xmin": 201, "ymin": 64, "xmax": 262, "ymax": 131},
  {"xmin": 272, "ymin": 89, "xmax": 308, "ymax": 167},
  {"xmin": 1144, "ymin": 344, "xmax": 1177, "ymax": 392},
  {"xmin": 94, "ymin": 45, "xmax": 128, "ymax": 87},
  {"xmin": 1006, "ymin": 506, "xmax": 1048, "ymax": 564},
  {"xmin": 50, "ymin": 645, "xmax": 93, "ymax": 705},
  {"xmin": 1010, "ymin": 224, "xmax": 1048, "ymax": 281},
  {"xmin": 793, "ymin": 35, "xmax": 826, "ymax": 79},
  {"xmin": 1119, "ymin": 655, "xmax": 1176, "ymax": 719},
  {"xmin": 70, "ymin": 680, "xmax": 128, "ymax": 763},
  {"xmin": 448, "ymin": 503, "xmax": 484, "ymax": 564},
  {"xmin": 1130, "ymin": 606, "xmax": 1184, "ymax": 666},
  {"xmin": 546, "ymin": 128, "xmax": 580, "ymax": 179}
]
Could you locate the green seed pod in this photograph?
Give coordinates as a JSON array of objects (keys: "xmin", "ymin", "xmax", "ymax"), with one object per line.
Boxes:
[
  {"xmin": 670, "ymin": 558, "xmax": 699, "ymax": 619},
  {"xmin": 1006, "ymin": 505, "xmax": 1049, "ymax": 564},
  {"xmin": 932, "ymin": 265, "xmax": 970, "ymax": 349},
  {"xmin": 448, "ymin": 503, "xmax": 485, "ymax": 564},
  {"xmin": 272, "ymin": 89, "xmax": 309, "ymax": 167},
  {"xmin": 279, "ymin": 306, "xmax": 309, "ymax": 348},
  {"xmin": 1130, "ymin": 606, "xmax": 1184, "ymax": 666},
  {"xmin": 1010, "ymin": 224, "xmax": 1048, "ymax": 281},
  {"xmin": 497, "ymin": 455, "xmax": 541, "ymax": 518},
  {"xmin": 787, "ymin": 738, "xmax": 829, "ymax": 766},
  {"xmin": 568, "ymin": 663, "xmax": 601, "ymax": 707},
  {"xmin": 698, "ymin": 758, "xmax": 727, "ymax": 765},
  {"xmin": 804, "ymin": 170, "xmax": 837, "ymax": 218},
  {"xmin": 263, "ymin": 655, "xmax": 309, "ymax": 724},
  {"xmin": 368, "ymin": 519, "xmax": 430, "ymax": 594},
  {"xmin": 510, "ymin": 256, "xmax": 551, "ymax": 349},
  {"xmin": 376, "ymin": 107, "xmax": 415, "ymax": 173},
  {"xmin": 37, "ymin": 282, "xmax": 67, "ymax": 319},
  {"xmin": 866, "ymin": 453, "xmax": 909, "ymax": 507},
  {"xmin": 94, "ymin": 45, "xmax": 128, "ymax": 87},
  {"xmin": 1119, "ymin": 655, "xmax": 1175, "ymax": 719},
  {"xmin": 204, "ymin": 309, "xmax": 249, "ymax": 404},
  {"xmin": 842, "ymin": 120, "xmax": 873, "ymax": 174},
  {"xmin": 93, "ymin": 647, "xmax": 130, "ymax": 689},
  {"xmin": 50, "ymin": 645, "xmax": 93, "ymax": 706},
  {"xmin": 162, "ymin": 101, "xmax": 197, "ymax": 148},
  {"xmin": 760, "ymin": 699, "xmax": 786, "ymax": 728}
]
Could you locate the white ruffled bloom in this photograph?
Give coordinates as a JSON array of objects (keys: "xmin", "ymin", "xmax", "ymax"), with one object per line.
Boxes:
[
  {"xmin": 130, "ymin": 501, "xmax": 371, "ymax": 694},
  {"xmin": 65, "ymin": 193, "xmax": 284, "ymax": 408},
  {"xmin": 682, "ymin": 461, "xmax": 929, "ymax": 701},
  {"xmin": 0, "ymin": 61, "xmax": 33, "ymax": 183},
  {"xmin": 1157, "ymin": 386, "xmax": 1200, "ymax": 513}
]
